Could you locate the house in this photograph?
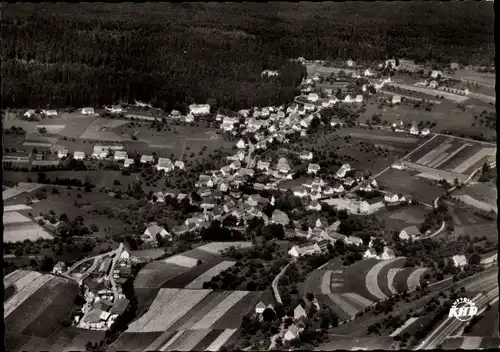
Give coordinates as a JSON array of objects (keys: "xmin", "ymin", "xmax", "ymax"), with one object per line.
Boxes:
[
  {"xmin": 141, "ymin": 231, "xmax": 158, "ymax": 248},
  {"xmin": 81, "ymin": 107, "xmax": 94, "ymax": 115},
  {"xmin": 73, "ymin": 151, "xmax": 85, "ymax": 160},
  {"xmin": 113, "ymin": 151, "xmax": 128, "ymax": 161},
  {"xmin": 346, "ymin": 59, "xmax": 355, "ymax": 67},
  {"xmin": 156, "ymin": 158, "xmax": 174, "ymax": 172},
  {"xmin": 364, "ymin": 248, "xmax": 378, "ymax": 259},
  {"xmin": 345, "ymin": 236, "xmax": 363, "ymax": 246},
  {"xmin": 124, "ymin": 158, "xmax": 134, "ymax": 167},
  {"xmin": 410, "ymin": 124, "xmax": 419, "ymax": 135},
  {"xmin": 284, "ymin": 324, "xmax": 300, "ymax": 342},
  {"xmin": 262, "ymin": 70, "xmax": 279, "ymax": 77},
  {"xmin": 392, "ymin": 95, "xmax": 402, "ymax": 104},
  {"xmin": 343, "ymin": 177, "xmax": 355, "ymax": 187},
  {"xmin": 304, "ymin": 103, "xmax": 315, "ymax": 112},
  {"xmin": 308, "ymin": 163, "xmax": 321, "ymax": 175},
  {"xmin": 276, "ymin": 159, "xmax": 291, "ymax": 174},
  {"xmin": 391, "ymin": 161, "xmax": 406, "ymax": 170},
  {"xmin": 261, "ymin": 107, "xmax": 270, "ymax": 117},
  {"xmin": 359, "ymin": 183, "xmax": 372, "ymax": 192},
  {"xmin": 392, "ymin": 120, "xmax": 405, "ymax": 131},
  {"xmin": 189, "ymin": 104, "xmax": 210, "ymax": 115},
  {"xmin": 185, "ymin": 114, "xmax": 195, "ymax": 123},
  {"xmin": 307, "ymin": 200, "xmax": 322, "ymax": 212},
  {"xmin": 271, "ymin": 209, "xmax": 289, "ymax": 226},
  {"xmin": 144, "ymin": 225, "xmax": 170, "ymax": 240},
  {"xmin": 257, "ymin": 161, "xmax": 270, "ymax": 171},
  {"xmin": 174, "ymin": 160, "xmax": 185, "ymax": 169},
  {"xmin": 355, "ymin": 95, "xmax": 364, "ymax": 103},
  {"xmin": 230, "ymin": 160, "xmax": 242, "ymax": 170},
  {"xmin": 380, "ymin": 247, "xmax": 396, "ymax": 260},
  {"xmin": 140, "ymin": 155, "xmax": 154, "ymax": 164},
  {"xmin": 428, "ymin": 80, "xmax": 438, "ymax": 89},
  {"xmin": 300, "ymin": 151, "xmax": 313, "ymax": 161},
  {"xmin": 452, "ymin": 255, "xmax": 468, "ymax": 268},
  {"xmin": 294, "ymin": 304, "xmax": 307, "ymax": 320},
  {"xmin": 343, "ymin": 95, "xmax": 353, "ymax": 103},
  {"xmin": 288, "ymin": 243, "xmax": 321, "ymax": 257},
  {"xmin": 110, "ymin": 298, "xmax": 130, "ymax": 315},
  {"xmin": 384, "ymin": 192, "xmax": 399, "ymax": 203},
  {"xmin": 57, "ymin": 149, "xmax": 68, "ymax": 159},
  {"xmin": 307, "ymin": 93, "xmax": 319, "ymax": 102},
  {"xmin": 293, "ymin": 186, "xmax": 308, "ymax": 198},
  {"xmin": 430, "ymin": 70, "xmax": 442, "ymax": 79},
  {"xmin": 42, "ymin": 109, "xmax": 58, "ymax": 116},
  {"xmin": 236, "ymin": 139, "xmax": 246, "ymax": 149},
  {"xmin": 106, "ymin": 105, "xmax": 123, "ymax": 113},
  {"xmin": 421, "ymin": 128, "xmax": 430, "ymax": 136},
  {"xmin": 52, "ymin": 261, "xmax": 67, "ymax": 275},
  {"xmin": 315, "ymin": 218, "xmax": 324, "ymax": 228},
  {"xmin": 371, "ymin": 179, "xmax": 378, "ymax": 188},
  {"xmin": 399, "ymin": 225, "xmax": 421, "ymax": 240},
  {"xmin": 364, "ymin": 69, "xmax": 374, "ymax": 77},
  {"xmin": 336, "ymin": 164, "xmax": 351, "ymax": 178},
  {"xmin": 255, "ymin": 301, "xmax": 266, "ymax": 314},
  {"xmin": 24, "ymin": 109, "xmax": 36, "ymax": 118},
  {"xmin": 359, "ymin": 200, "xmax": 370, "ymax": 214}
]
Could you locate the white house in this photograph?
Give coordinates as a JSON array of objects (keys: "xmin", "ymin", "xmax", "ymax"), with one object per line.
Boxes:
[
  {"xmin": 392, "ymin": 95, "xmax": 402, "ymax": 104},
  {"xmin": 293, "ymin": 186, "xmax": 309, "ymax": 198},
  {"xmin": 284, "ymin": 324, "xmax": 300, "ymax": 342},
  {"xmin": 336, "ymin": 164, "xmax": 351, "ymax": 178},
  {"xmin": 24, "ymin": 109, "xmax": 36, "ymax": 118},
  {"xmin": 391, "ymin": 161, "xmax": 406, "ymax": 170},
  {"xmin": 81, "ymin": 107, "xmax": 95, "ymax": 115},
  {"xmin": 113, "ymin": 151, "xmax": 128, "ymax": 161},
  {"xmin": 156, "ymin": 158, "xmax": 174, "ymax": 172},
  {"xmin": 124, "ymin": 158, "xmax": 134, "ymax": 168},
  {"xmin": 257, "ymin": 161, "xmax": 270, "ymax": 171},
  {"xmin": 384, "ymin": 192, "xmax": 399, "ymax": 203},
  {"xmin": 363, "ymin": 248, "xmax": 378, "ymax": 259},
  {"xmin": 421, "ymin": 128, "xmax": 430, "ymax": 136},
  {"xmin": 343, "ymin": 95, "xmax": 353, "ymax": 103},
  {"xmin": 294, "ymin": 304, "xmax": 307, "ymax": 320},
  {"xmin": 144, "ymin": 225, "xmax": 170, "ymax": 240},
  {"xmin": 57, "ymin": 149, "xmax": 68, "ymax": 159},
  {"xmin": 255, "ymin": 301, "xmax": 266, "ymax": 314},
  {"xmin": 189, "ymin": 104, "xmax": 210, "ymax": 116},
  {"xmin": 364, "ymin": 69, "xmax": 374, "ymax": 77},
  {"xmin": 174, "ymin": 160, "xmax": 185, "ymax": 169},
  {"xmin": 307, "ymin": 93, "xmax": 319, "ymax": 102},
  {"xmin": 315, "ymin": 218, "xmax": 323, "ymax": 228},
  {"xmin": 345, "ymin": 236, "xmax": 363, "ymax": 246},
  {"xmin": 308, "ymin": 163, "xmax": 321, "ymax": 175},
  {"xmin": 399, "ymin": 225, "xmax": 421, "ymax": 240},
  {"xmin": 140, "ymin": 155, "xmax": 154, "ymax": 164},
  {"xmin": 430, "ymin": 70, "xmax": 442, "ymax": 79},
  {"xmin": 304, "ymin": 103, "xmax": 315, "ymax": 111},
  {"xmin": 236, "ymin": 139, "xmax": 246, "ymax": 149},
  {"xmin": 42, "ymin": 109, "xmax": 58, "ymax": 116},
  {"xmin": 359, "ymin": 183, "xmax": 372, "ymax": 192},
  {"xmin": 410, "ymin": 125, "xmax": 419, "ymax": 135},
  {"xmin": 307, "ymin": 200, "xmax": 322, "ymax": 212},
  {"xmin": 355, "ymin": 95, "xmax": 364, "ymax": 103},
  {"xmin": 288, "ymin": 244, "xmax": 321, "ymax": 258},
  {"xmin": 392, "ymin": 120, "xmax": 405, "ymax": 131},
  {"xmin": 452, "ymin": 255, "xmax": 468, "ymax": 268},
  {"xmin": 261, "ymin": 107, "xmax": 270, "ymax": 117},
  {"xmin": 185, "ymin": 114, "xmax": 195, "ymax": 123},
  {"xmin": 428, "ymin": 80, "xmax": 438, "ymax": 89},
  {"xmin": 300, "ymin": 151, "xmax": 313, "ymax": 161},
  {"xmin": 333, "ymin": 183, "xmax": 344, "ymax": 193},
  {"xmin": 346, "ymin": 59, "xmax": 355, "ymax": 67},
  {"xmin": 359, "ymin": 200, "xmax": 370, "ymax": 214},
  {"xmin": 73, "ymin": 151, "xmax": 85, "ymax": 160},
  {"xmin": 105, "ymin": 105, "xmax": 123, "ymax": 113},
  {"xmin": 262, "ymin": 70, "xmax": 279, "ymax": 77}
]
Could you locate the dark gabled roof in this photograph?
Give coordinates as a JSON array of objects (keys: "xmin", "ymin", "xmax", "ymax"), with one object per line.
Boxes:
[{"xmin": 110, "ymin": 297, "xmax": 130, "ymax": 314}]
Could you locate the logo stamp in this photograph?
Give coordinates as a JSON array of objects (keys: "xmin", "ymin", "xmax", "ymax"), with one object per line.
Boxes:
[{"xmin": 448, "ymin": 297, "xmax": 478, "ymax": 322}]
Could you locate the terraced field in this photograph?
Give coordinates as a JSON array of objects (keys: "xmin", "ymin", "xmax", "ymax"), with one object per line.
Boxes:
[
  {"xmin": 112, "ymin": 288, "xmax": 261, "ymax": 352},
  {"xmin": 304, "ymin": 258, "xmax": 430, "ymax": 320}
]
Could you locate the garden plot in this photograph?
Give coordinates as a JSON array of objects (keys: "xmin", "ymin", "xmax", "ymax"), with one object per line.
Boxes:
[
  {"xmin": 185, "ymin": 261, "xmax": 236, "ymax": 289},
  {"xmin": 375, "ymin": 257, "xmax": 407, "ymax": 297},
  {"xmin": 406, "ymin": 268, "xmax": 428, "ymax": 292},
  {"xmin": 3, "ymin": 219, "xmax": 54, "ymax": 243},
  {"xmin": 392, "ymin": 268, "xmax": 426, "ymax": 292},
  {"xmin": 387, "ymin": 269, "xmax": 404, "ymax": 295},
  {"xmin": 365, "ymin": 258, "xmax": 403, "ymax": 300}
]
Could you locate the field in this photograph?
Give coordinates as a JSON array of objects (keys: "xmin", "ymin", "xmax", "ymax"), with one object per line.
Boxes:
[
  {"xmin": 4, "ymin": 270, "xmax": 79, "ymax": 339},
  {"xmin": 2, "ymin": 182, "xmax": 44, "ymax": 200},
  {"xmin": 441, "ymin": 337, "xmax": 500, "ymax": 350},
  {"xmin": 464, "ymin": 301, "xmax": 499, "ymax": 338},
  {"xmin": 387, "ymin": 82, "xmax": 469, "ymax": 103},
  {"xmin": 113, "ymin": 288, "xmax": 262, "ymax": 351},
  {"xmin": 376, "ymin": 168, "xmax": 445, "ymax": 204},
  {"xmin": 407, "ymin": 134, "xmax": 496, "ymax": 176},
  {"xmin": 305, "ymin": 258, "xmax": 429, "ymax": 321},
  {"xmin": 315, "ymin": 336, "xmax": 398, "ymax": 351},
  {"xmin": 453, "ymin": 181, "xmax": 497, "ymax": 213},
  {"xmin": 376, "ymin": 205, "xmax": 427, "ymax": 232},
  {"xmin": 3, "ymin": 210, "xmax": 54, "ymax": 243}
]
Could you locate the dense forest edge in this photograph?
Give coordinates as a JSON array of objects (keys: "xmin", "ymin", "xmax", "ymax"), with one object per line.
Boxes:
[{"xmin": 2, "ymin": 1, "xmax": 494, "ymax": 112}]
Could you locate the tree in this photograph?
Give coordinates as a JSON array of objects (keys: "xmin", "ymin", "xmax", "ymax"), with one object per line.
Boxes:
[
  {"xmin": 263, "ymin": 307, "xmax": 276, "ymax": 322},
  {"xmin": 469, "ymin": 253, "xmax": 481, "ymax": 265},
  {"xmin": 38, "ymin": 256, "xmax": 55, "ymax": 272}
]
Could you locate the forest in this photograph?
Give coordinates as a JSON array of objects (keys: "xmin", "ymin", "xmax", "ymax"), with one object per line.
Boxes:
[{"xmin": 2, "ymin": 1, "xmax": 494, "ymax": 111}]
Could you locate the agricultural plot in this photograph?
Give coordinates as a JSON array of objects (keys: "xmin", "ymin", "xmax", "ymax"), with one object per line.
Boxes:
[
  {"xmin": 392, "ymin": 267, "xmax": 428, "ymax": 293},
  {"xmin": 134, "ymin": 261, "xmax": 188, "ymax": 288},
  {"xmin": 4, "ymin": 274, "xmax": 55, "ymax": 317},
  {"xmin": 315, "ymin": 336, "xmax": 397, "ymax": 351},
  {"xmin": 464, "ymin": 301, "xmax": 499, "ymax": 337},
  {"xmin": 376, "ymin": 205, "xmax": 427, "ymax": 232},
  {"xmin": 2, "ymin": 182, "xmax": 44, "ymax": 200},
  {"xmin": 453, "ymin": 222, "xmax": 498, "ymax": 243},
  {"xmin": 377, "ymin": 168, "xmax": 446, "ymax": 204},
  {"xmin": 185, "ymin": 261, "xmax": 236, "ymax": 289},
  {"xmin": 373, "ymin": 257, "xmax": 407, "ymax": 297},
  {"xmin": 194, "ymin": 241, "xmax": 253, "ymax": 255},
  {"xmin": 3, "ymin": 214, "xmax": 54, "ymax": 243},
  {"xmin": 79, "ymin": 118, "xmax": 132, "ymax": 141},
  {"xmin": 387, "ymin": 82, "xmax": 469, "ymax": 103},
  {"xmin": 364, "ymin": 258, "xmax": 404, "ymax": 300}
]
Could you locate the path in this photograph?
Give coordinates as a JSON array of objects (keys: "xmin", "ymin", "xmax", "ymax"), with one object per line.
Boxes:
[{"xmin": 272, "ymin": 260, "xmax": 295, "ymax": 304}]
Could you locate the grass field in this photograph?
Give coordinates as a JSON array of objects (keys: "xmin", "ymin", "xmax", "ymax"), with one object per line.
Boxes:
[
  {"xmin": 3, "ymin": 213, "xmax": 54, "ymax": 242},
  {"xmin": 134, "ymin": 261, "xmax": 189, "ymax": 289},
  {"xmin": 376, "ymin": 168, "xmax": 445, "ymax": 204},
  {"xmin": 316, "ymin": 336, "xmax": 397, "ymax": 350},
  {"xmin": 376, "ymin": 205, "xmax": 427, "ymax": 232}
]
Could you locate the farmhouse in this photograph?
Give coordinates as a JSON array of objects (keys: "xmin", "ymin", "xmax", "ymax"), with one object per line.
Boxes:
[
  {"xmin": 255, "ymin": 301, "xmax": 266, "ymax": 314},
  {"xmin": 73, "ymin": 151, "xmax": 85, "ymax": 160},
  {"xmin": 124, "ymin": 158, "xmax": 134, "ymax": 167},
  {"xmin": 421, "ymin": 128, "xmax": 430, "ymax": 136},
  {"xmin": 144, "ymin": 225, "xmax": 170, "ymax": 240},
  {"xmin": 236, "ymin": 139, "xmax": 246, "ymax": 149},
  {"xmin": 189, "ymin": 104, "xmax": 210, "ymax": 116},
  {"xmin": 57, "ymin": 149, "xmax": 68, "ymax": 159},
  {"xmin": 276, "ymin": 159, "xmax": 291, "ymax": 174},
  {"xmin": 336, "ymin": 164, "xmax": 351, "ymax": 178},
  {"xmin": 140, "ymin": 155, "xmax": 154, "ymax": 163},
  {"xmin": 307, "ymin": 200, "xmax": 322, "ymax": 212},
  {"xmin": 345, "ymin": 236, "xmax": 363, "ymax": 246},
  {"xmin": 308, "ymin": 163, "xmax": 321, "ymax": 175},
  {"xmin": 399, "ymin": 225, "xmax": 421, "ymax": 240},
  {"xmin": 300, "ymin": 151, "xmax": 313, "ymax": 161},
  {"xmin": 452, "ymin": 255, "xmax": 468, "ymax": 268},
  {"xmin": 81, "ymin": 107, "xmax": 94, "ymax": 115},
  {"xmin": 284, "ymin": 324, "xmax": 300, "ymax": 342},
  {"xmin": 257, "ymin": 161, "xmax": 270, "ymax": 171},
  {"xmin": 288, "ymin": 243, "xmax": 321, "ymax": 257},
  {"xmin": 156, "ymin": 158, "xmax": 174, "ymax": 172},
  {"xmin": 42, "ymin": 109, "xmax": 58, "ymax": 116},
  {"xmin": 410, "ymin": 124, "xmax": 419, "ymax": 135},
  {"xmin": 174, "ymin": 160, "xmax": 185, "ymax": 169},
  {"xmin": 384, "ymin": 192, "xmax": 399, "ymax": 203},
  {"xmin": 113, "ymin": 151, "xmax": 128, "ymax": 161},
  {"xmin": 392, "ymin": 95, "xmax": 402, "ymax": 104},
  {"xmin": 271, "ymin": 209, "xmax": 289, "ymax": 226},
  {"xmin": 24, "ymin": 109, "xmax": 36, "ymax": 118},
  {"xmin": 293, "ymin": 186, "xmax": 309, "ymax": 198},
  {"xmin": 392, "ymin": 120, "xmax": 405, "ymax": 131},
  {"xmin": 307, "ymin": 93, "xmax": 319, "ymax": 102}
]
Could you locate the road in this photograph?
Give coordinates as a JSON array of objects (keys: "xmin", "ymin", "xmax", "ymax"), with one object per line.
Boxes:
[
  {"xmin": 415, "ymin": 286, "xmax": 499, "ymax": 350},
  {"xmin": 272, "ymin": 260, "xmax": 295, "ymax": 304}
]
